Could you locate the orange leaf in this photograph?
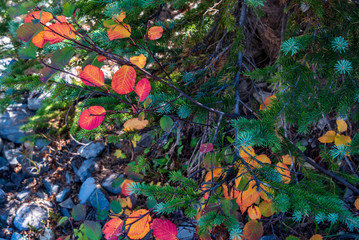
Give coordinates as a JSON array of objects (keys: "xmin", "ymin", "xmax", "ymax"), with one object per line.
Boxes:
[
  {"xmin": 123, "ymin": 118, "xmax": 149, "ymax": 131},
  {"xmin": 243, "ymin": 220, "xmax": 263, "ymax": 240},
  {"xmin": 112, "ymin": 12, "xmax": 126, "ymax": 23},
  {"xmin": 260, "ymin": 95, "xmax": 277, "ymax": 111},
  {"xmin": 336, "ymin": 119, "xmax": 347, "ymax": 133},
  {"xmin": 130, "ymin": 54, "xmax": 147, "ymax": 69},
  {"xmin": 32, "ymin": 31, "xmax": 45, "ymax": 48},
  {"xmin": 111, "ymin": 65, "xmax": 136, "ymax": 94},
  {"xmin": 107, "ymin": 24, "xmax": 131, "ymax": 40},
  {"xmin": 223, "ymin": 185, "xmax": 240, "ymax": 200},
  {"xmin": 259, "ymin": 200, "xmax": 275, "ymax": 217},
  {"xmin": 151, "ymin": 219, "xmax": 178, "ymax": 240},
  {"xmin": 126, "ymin": 209, "xmax": 151, "ymax": 240},
  {"xmin": 252, "ymin": 154, "xmax": 271, "ymax": 168},
  {"xmin": 236, "ymin": 184, "xmax": 260, "ymax": 208},
  {"xmin": 135, "ymin": 78, "xmax": 151, "ymax": 101},
  {"xmin": 42, "ymin": 23, "xmax": 76, "ymax": 45},
  {"xmin": 281, "ymin": 154, "xmax": 294, "ymax": 165},
  {"xmin": 334, "ymin": 134, "xmax": 351, "ymax": 146},
  {"xmin": 118, "ymin": 197, "xmax": 133, "ymax": 209},
  {"xmin": 248, "ymin": 205, "xmax": 261, "ymax": 220},
  {"xmin": 97, "ymin": 55, "xmax": 106, "ymax": 62},
  {"xmin": 204, "ymin": 168, "xmax": 222, "ymax": 183},
  {"xmin": 355, "ymin": 198, "xmax": 359, "ymax": 210},
  {"xmin": 78, "ymin": 106, "xmax": 106, "ymax": 130},
  {"xmin": 120, "ymin": 179, "xmax": 135, "ymax": 197},
  {"xmin": 103, "ymin": 218, "xmax": 124, "ymax": 240},
  {"xmin": 259, "ymin": 184, "xmax": 274, "ymax": 201},
  {"xmin": 148, "ymin": 26, "xmax": 163, "ymax": 40},
  {"xmin": 310, "ymin": 234, "xmax": 323, "ymax": 240},
  {"xmin": 276, "ymin": 162, "xmax": 291, "ymax": 184},
  {"xmin": 239, "ymin": 146, "xmax": 255, "ymax": 160},
  {"xmin": 25, "ymin": 11, "xmax": 53, "ymax": 24},
  {"xmin": 79, "ymin": 65, "xmax": 105, "ymax": 87},
  {"xmin": 318, "ymin": 130, "xmax": 336, "ymax": 143}
]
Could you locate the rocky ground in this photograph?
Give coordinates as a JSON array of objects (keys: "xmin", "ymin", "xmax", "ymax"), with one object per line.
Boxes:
[{"xmin": 0, "ymin": 93, "xmax": 196, "ymax": 240}]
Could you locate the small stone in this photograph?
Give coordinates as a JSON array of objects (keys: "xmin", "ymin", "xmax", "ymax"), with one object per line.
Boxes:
[
  {"xmin": 134, "ymin": 133, "xmax": 153, "ymax": 153},
  {"xmin": 56, "ymin": 189, "xmax": 71, "ymax": 203},
  {"xmin": 65, "ymin": 172, "xmax": 74, "ymax": 184},
  {"xmin": 75, "ymin": 159, "xmax": 98, "ymax": 182},
  {"xmin": 4, "ymin": 182, "xmax": 17, "ymax": 191},
  {"xmin": 0, "ymin": 179, "xmax": 6, "ymax": 188},
  {"xmin": 102, "ymin": 174, "xmax": 122, "ymax": 194},
  {"xmin": 43, "ymin": 178, "xmax": 60, "ymax": 196},
  {"xmin": 13, "ymin": 203, "xmax": 48, "ymax": 230},
  {"xmin": 89, "ymin": 189, "xmax": 110, "ymax": 211},
  {"xmin": 3, "ymin": 148, "xmax": 22, "ymax": 167},
  {"xmin": 61, "ymin": 208, "xmax": 70, "ymax": 217},
  {"xmin": 59, "ymin": 198, "xmax": 74, "ymax": 209},
  {"xmin": 16, "ymin": 190, "xmax": 31, "ymax": 201},
  {"xmin": 11, "ymin": 233, "xmax": 27, "ymax": 240},
  {"xmin": 34, "ymin": 139, "xmax": 49, "ymax": 151},
  {"xmin": 27, "ymin": 91, "xmax": 51, "ymax": 111},
  {"xmin": 11, "ymin": 172, "xmax": 25, "ymax": 186},
  {"xmin": 177, "ymin": 222, "xmax": 195, "ymax": 240},
  {"xmin": 78, "ymin": 177, "xmax": 96, "ymax": 204},
  {"xmin": 39, "ymin": 228, "xmax": 55, "ymax": 240},
  {"xmin": 78, "ymin": 142, "xmax": 105, "ymax": 159},
  {"xmin": 39, "ymin": 200, "xmax": 54, "ymax": 208},
  {"xmin": 0, "ymin": 189, "xmax": 6, "ymax": 203}
]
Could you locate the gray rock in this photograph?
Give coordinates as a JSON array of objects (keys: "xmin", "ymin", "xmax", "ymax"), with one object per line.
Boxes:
[
  {"xmin": 89, "ymin": 188, "xmax": 110, "ymax": 211},
  {"xmin": 65, "ymin": 172, "xmax": 74, "ymax": 184},
  {"xmin": 13, "ymin": 203, "xmax": 48, "ymax": 230},
  {"xmin": 11, "ymin": 172, "xmax": 24, "ymax": 186},
  {"xmin": 0, "ymin": 179, "xmax": 6, "ymax": 188},
  {"xmin": 43, "ymin": 178, "xmax": 60, "ymax": 196},
  {"xmin": 61, "ymin": 208, "xmax": 70, "ymax": 217},
  {"xmin": 177, "ymin": 223, "xmax": 195, "ymax": 240},
  {"xmin": 39, "ymin": 200, "xmax": 54, "ymax": 208},
  {"xmin": 0, "ymin": 157, "xmax": 8, "ymax": 172},
  {"xmin": 0, "ymin": 104, "xmax": 32, "ymax": 143},
  {"xmin": 75, "ymin": 159, "xmax": 98, "ymax": 182},
  {"xmin": 59, "ymin": 198, "xmax": 74, "ymax": 209},
  {"xmin": 260, "ymin": 235, "xmax": 277, "ymax": 240},
  {"xmin": 0, "ymin": 200, "xmax": 19, "ymax": 225},
  {"xmin": 134, "ymin": 133, "xmax": 153, "ymax": 153},
  {"xmin": 11, "ymin": 233, "xmax": 27, "ymax": 240},
  {"xmin": 35, "ymin": 139, "xmax": 49, "ymax": 150},
  {"xmin": 56, "ymin": 188, "xmax": 71, "ymax": 202},
  {"xmin": 102, "ymin": 174, "xmax": 122, "ymax": 194},
  {"xmin": 39, "ymin": 228, "xmax": 55, "ymax": 240},
  {"xmin": 78, "ymin": 177, "xmax": 96, "ymax": 204},
  {"xmin": 3, "ymin": 148, "xmax": 23, "ymax": 166},
  {"xmin": 0, "ymin": 189, "xmax": 6, "ymax": 203},
  {"xmin": 78, "ymin": 142, "xmax": 105, "ymax": 159},
  {"xmin": 27, "ymin": 91, "xmax": 50, "ymax": 111},
  {"xmin": 16, "ymin": 190, "xmax": 31, "ymax": 201}
]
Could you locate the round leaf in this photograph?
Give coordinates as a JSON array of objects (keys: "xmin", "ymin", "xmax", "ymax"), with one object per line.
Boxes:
[
  {"xmin": 79, "ymin": 65, "xmax": 105, "ymax": 87},
  {"xmin": 107, "ymin": 24, "xmax": 131, "ymax": 40},
  {"xmin": 151, "ymin": 219, "xmax": 178, "ymax": 240},
  {"xmin": 243, "ymin": 220, "xmax": 263, "ymax": 240},
  {"xmin": 111, "ymin": 65, "xmax": 136, "ymax": 94},
  {"xmin": 72, "ymin": 204, "xmax": 86, "ymax": 221},
  {"xmin": 82, "ymin": 220, "xmax": 102, "ymax": 240},
  {"xmin": 126, "ymin": 209, "xmax": 151, "ymax": 240},
  {"xmin": 17, "ymin": 22, "xmax": 43, "ymax": 42},
  {"xmin": 110, "ymin": 200, "xmax": 123, "ymax": 214},
  {"xmin": 199, "ymin": 143, "xmax": 213, "ymax": 153},
  {"xmin": 78, "ymin": 106, "xmax": 106, "ymax": 130},
  {"xmin": 121, "ymin": 179, "xmax": 135, "ymax": 197},
  {"xmin": 160, "ymin": 116, "xmax": 173, "ymax": 132},
  {"xmin": 135, "ymin": 78, "xmax": 151, "ymax": 101},
  {"xmin": 24, "ymin": 11, "xmax": 53, "ymax": 24},
  {"xmin": 130, "ymin": 54, "xmax": 147, "ymax": 69},
  {"xmin": 148, "ymin": 26, "xmax": 163, "ymax": 40},
  {"xmin": 103, "ymin": 218, "xmax": 123, "ymax": 240}
]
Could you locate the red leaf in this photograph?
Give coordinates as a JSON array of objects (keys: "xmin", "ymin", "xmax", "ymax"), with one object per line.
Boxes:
[
  {"xmin": 97, "ymin": 55, "xmax": 106, "ymax": 62},
  {"xmin": 151, "ymin": 219, "xmax": 178, "ymax": 240},
  {"xmin": 78, "ymin": 106, "xmax": 106, "ymax": 130},
  {"xmin": 79, "ymin": 65, "xmax": 105, "ymax": 87},
  {"xmin": 121, "ymin": 179, "xmax": 135, "ymax": 197},
  {"xmin": 199, "ymin": 143, "xmax": 213, "ymax": 153},
  {"xmin": 103, "ymin": 218, "xmax": 123, "ymax": 240},
  {"xmin": 42, "ymin": 23, "xmax": 76, "ymax": 45},
  {"xmin": 25, "ymin": 11, "xmax": 53, "ymax": 24},
  {"xmin": 135, "ymin": 78, "xmax": 151, "ymax": 101},
  {"xmin": 148, "ymin": 26, "xmax": 163, "ymax": 40},
  {"xmin": 111, "ymin": 65, "xmax": 136, "ymax": 95}
]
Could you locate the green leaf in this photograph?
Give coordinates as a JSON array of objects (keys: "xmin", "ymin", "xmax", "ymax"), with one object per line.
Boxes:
[
  {"xmin": 51, "ymin": 46, "xmax": 74, "ymax": 68},
  {"xmin": 21, "ymin": 1, "xmax": 36, "ymax": 8},
  {"xmin": 143, "ymin": 98, "xmax": 151, "ymax": 108},
  {"xmin": 112, "ymin": 177, "xmax": 125, "ymax": 188},
  {"xmin": 63, "ymin": 2, "xmax": 76, "ymax": 17},
  {"xmin": 160, "ymin": 116, "xmax": 173, "ymax": 132},
  {"xmin": 40, "ymin": 67, "xmax": 57, "ymax": 83},
  {"xmin": 110, "ymin": 200, "xmax": 122, "ymax": 214},
  {"xmin": 57, "ymin": 216, "xmax": 68, "ymax": 226},
  {"xmin": 72, "ymin": 204, "xmax": 86, "ymax": 221},
  {"xmin": 16, "ymin": 23, "xmax": 43, "ymax": 42},
  {"xmin": 82, "ymin": 221, "xmax": 102, "ymax": 240},
  {"xmin": 91, "ymin": 57, "xmax": 104, "ymax": 68},
  {"xmin": 9, "ymin": 5, "xmax": 27, "ymax": 17},
  {"xmin": 18, "ymin": 42, "xmax": 37, "ymax": 59}
]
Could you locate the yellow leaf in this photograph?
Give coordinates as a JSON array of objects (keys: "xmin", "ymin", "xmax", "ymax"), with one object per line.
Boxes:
[
  {"xmin": 126, "ymin": 209, "xmax": 151, "ymax": 240},
  {"xmin": 318, "ymin": 130, "xmax": 336, "ymax": 143},
  {"xmin": 112, "ymin": 12, "xmax": 126, "ymax": 23},
  {"xmin": 114, "ymin": 149, "xmax": 122, "ymax": 158},
  {"xmin": 355, "ymin": 198, "xmax": 359, "ymax": 210},
  {"xmin": 252, "ymin": 154, "xmax": 271, "ymax": 168},
  {"xmin": 259, "ymin": 184, "xmax": 274, "ymax": 201},
  {"xmin": 204, "ymin": 168, "xmax": 222, "ymax": 182},
  {"xmin": 310, "ymin": 234, "xmax": 323, "ymax": 240},
  {"xmin": 236, "ymin": 183, "xmax": 260, "ymax": 208},
  {"xmin": 130, "ymin": 54, "xmax": 147, "ymax": 69},
  {"xmin": 123, "ymin": 118, "xmax": 149, "ymax": 131},
  {"xmin": 276, "ymin": 162, "xmax": 291, "ymax": 184},
  {"xmin": 223, "ymin": 184, "xmax": 240, "ymax": 200},
  {"xmin": 258, "ymin": 200, "xmax": 275, "ymax": 217},
  {"xmin": 107, "ymin": 23, "xmax": 131, "ymax": 40},
  {"xmin": 336, "ymin": 119, "xmax": 347, "ymax": 133},
  {"xmin": 239, "ymin": 146, "xmax": 255, "ymax": 160},
  {"xmin": 281, "ymin": 154, "xmax": 294, "ymax": 165},
  {"xmin": 334, "ymin": 134, "xmax": 351, "ymax": 146},
  {"xmin": 248, "ymin": 205, "xmax": 261, "ymax": 220}
]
